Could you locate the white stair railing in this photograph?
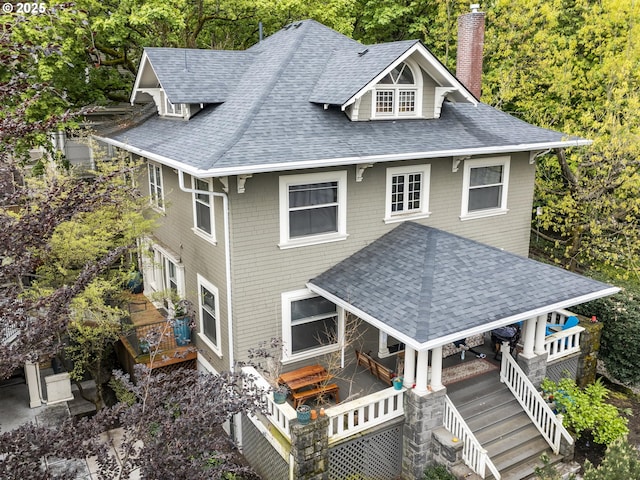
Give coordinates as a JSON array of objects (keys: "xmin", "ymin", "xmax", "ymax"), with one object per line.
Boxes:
[
  {"xmin": 443, "ymin": 396, "xmax": 501, "ymax": 479},
  {"xmin": 499, "ymin": 344, "xmax": 573, "ymax": 454}
]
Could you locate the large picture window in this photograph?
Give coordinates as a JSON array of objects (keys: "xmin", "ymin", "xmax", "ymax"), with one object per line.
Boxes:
[
  {"xmin": 197, "ymin": 274, "xmax": 221, "ymax": 355},
  {"xmin": 148, "ymin": 162, "xmax": 164, "ymax": 210},
  {"xmin": 279, "ymin": 171, "xmax": 347, "ymax": 248},
  {"xmin": 461, "ymin": 157, "xmax": 510, "ymax": 219},
  {"xmin": 385, "ymin": 164, "xmax": 431, "ymax": 223},
  {"xmin": 192, "ymin": 177, "xmax": 215, "ymax": 242},
  {"xmin": 282, "ymin": 290, "xmax": 341, "ymax": 361}
]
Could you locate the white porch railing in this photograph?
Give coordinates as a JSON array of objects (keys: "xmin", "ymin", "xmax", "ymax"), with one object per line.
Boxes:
[
  {"xmin": 546, "ymin": 309, "xmax": 574, "ymax": 327},
  {"xmin": 241, "ymin": 366, "xmax": 296, "ymax": 441},
  {"xmin": 443, "ymin": 396, "xmax": 500, "ymax": 479},
  {"xmin": 241, "ymin": 366, "xmax": 405, "ymax": 445},
  {"xmin": 2, "ymin": 323, "xmax": 19, "ymax": 345},
  {"xmin": 500, "ymin": 346, "xmax": 573, "ymax": 454},
  {"xmin": 544, "ymin": 326, "xmax": 584, "ymax": 362},
  {"xmin": 325, "ymin": 387, "xmax": 405, "ymax": 443}
]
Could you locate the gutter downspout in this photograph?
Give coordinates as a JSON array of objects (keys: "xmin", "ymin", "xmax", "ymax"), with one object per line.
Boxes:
[{"xmin": 177, "ymin": 170, "xmax": 235, "ymax": 372}]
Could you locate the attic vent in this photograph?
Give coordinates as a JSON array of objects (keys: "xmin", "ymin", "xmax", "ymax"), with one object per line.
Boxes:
[
  {"xmin": 283, "ymin": 24, "xmax": 292, "ymax": 30},
  {"xmin": 358, "ymin": 49, "xmax": 369, "ymax": 57},
  {"xmin": 294, "ymin": 22, "xmax": 303, "ymax": 28}
]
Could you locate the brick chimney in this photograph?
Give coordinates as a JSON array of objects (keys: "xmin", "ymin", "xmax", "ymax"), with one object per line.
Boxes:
[{"xmin": 456, "ymin": 4, "xmax": 485, "ymax": 99}]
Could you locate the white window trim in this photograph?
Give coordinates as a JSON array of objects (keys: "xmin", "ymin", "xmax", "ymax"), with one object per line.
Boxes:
[
  {"xmin": 147, "ymin": 162, "xmax": 165, "ymax": 212},
  {"xmin": 162, "ymin": 91, "xmax": 184, "ymax": 118},
  {"xmin": 191, "ymin": 177, "xmax": 216, "ymax": 244},
  {"xmin": 278, "ymin": 170, "xmax": 348, "ymax": 249},
  {"xmin": 281, "ymin": 289, "xmax": 343, "ymax": 363},
  {"xmin": 139, "ymin": 239, "xmax": 185, "ymax": 300},
  {"xmin": 384, "ymin": 164, "xmax": 431, "ymax": 224},
  {"xmin": 197, "ymin": 274, "xmax": 222, "ymax": 357},
  {"xmin": 460, "ymin": 156, "xmax": 511, "ymax": 220},
  {"xmin": 371, "ymin": 59, "xmax": 423, "ymax": 120}
]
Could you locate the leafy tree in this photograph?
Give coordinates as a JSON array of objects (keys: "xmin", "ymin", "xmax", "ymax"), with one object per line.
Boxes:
[
  {"xmin": 483, "ymin": 0, "xmax": 640, "ymax": 276},
  {"xmin": 0, "ymin": 365, "xmax": 265, "ymax": 479},
  {"xmin": 583, "ymin": 438, "xmax": 640, "ymax": 480}
]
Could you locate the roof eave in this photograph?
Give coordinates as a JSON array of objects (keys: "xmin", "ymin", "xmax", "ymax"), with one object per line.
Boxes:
[
  {"xmin": 93, "ymin": 135, "xmax": 591, "ymax": 178},
  {"xmin": 308, "ymin": 282, "xmax": 620, "ymax": 353}
]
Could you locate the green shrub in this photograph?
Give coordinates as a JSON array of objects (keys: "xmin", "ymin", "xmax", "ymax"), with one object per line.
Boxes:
[
  {"xmin": 573, "ymin": 281, "xmax": 640, "ymax": 386},
  {"xmin": 423, "ymin": 464, "xmax": 456, "ymax": 480},
  {"xmin": 583, "ymin": 438, "xmax": 640, "ymax": 480},
  {"xmin": 540, "ymin": 377, "xmax": 628, "ymax": 445}
]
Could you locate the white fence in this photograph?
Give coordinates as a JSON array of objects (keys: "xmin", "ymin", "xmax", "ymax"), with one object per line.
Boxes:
[
  {"xmin": 443, "ymin": 396, "xmax": 500, "ymax": 479},
  {"xmin": 544, "ymin": 326, "xmax": 584, "ymax": 362},
  {"xmin": 499, "ymin": 347, "xmax": 573, "ymax": 454}
]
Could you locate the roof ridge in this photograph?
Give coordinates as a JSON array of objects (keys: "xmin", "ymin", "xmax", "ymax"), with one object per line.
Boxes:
[{"xmin": 210, "ymin": 21, "xmax": 314, "ymax": 165}]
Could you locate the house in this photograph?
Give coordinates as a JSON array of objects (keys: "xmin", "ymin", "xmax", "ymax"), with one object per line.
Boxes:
[{"xmin": 96, "ymin": 12, "xmax": 618, "ymax": 480}]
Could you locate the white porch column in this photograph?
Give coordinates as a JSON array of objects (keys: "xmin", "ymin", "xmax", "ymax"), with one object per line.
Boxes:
[
  {"xmin": 414, "ymin": 349, "xmax": 429, "ymax": 395},
  {"xmin": 403, "ymin": 346, "xmax": 416, "ymax": 388},
  {"xmin": 429, "ymin": 346, "xmax": 444, "ymax": 391},
  {"xmin": 535, "ymin": 314, "xmax": 548, "ymax": 355},
  {"xmin": 522, "ymin": 317, "xmax": 536, "ymax": 358}
]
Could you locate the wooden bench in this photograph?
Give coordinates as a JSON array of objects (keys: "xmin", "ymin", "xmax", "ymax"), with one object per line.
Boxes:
[
  {"xmin": 355, "ymin": 350, "xmax": 394, "ymax": 387},
  {"xmin": 291, "ymin": 383, "xmax": 340, "ymax": 408}
]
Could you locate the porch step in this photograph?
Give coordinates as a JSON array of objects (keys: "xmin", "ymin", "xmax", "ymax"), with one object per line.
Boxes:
[{"xmin": 448, "ymin": 371, "xmax": 565, "ymax": 480}]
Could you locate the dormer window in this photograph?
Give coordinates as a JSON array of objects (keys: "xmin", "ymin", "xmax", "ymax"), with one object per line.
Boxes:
[
  {"xmin": 373, "ymin": 62, "xmax": 421, "ymax": 118},
  {"xmin": 164, "ymin": 97, "xmax": 182, "ymax": 117},
  {"xmin": 162, "ymin": 92, "xmax": 183, "ymax": 117}
]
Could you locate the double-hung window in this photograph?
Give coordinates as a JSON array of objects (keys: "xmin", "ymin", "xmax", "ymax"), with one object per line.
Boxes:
[
  {"xmin": 384, "ymin": 164, "xmax": 431, "ymax": 223},
  {"xmin": 197, "ymin": 274, "xmax": 221, "ymax": 355},
  {"xmin": 192, "ymin": 177, "xmax": 215, "ymax": 242},
  {"xmin": 279, "ymin": 171, "xmax": 347, "ymax": 248},
  {"xmin": 148, "ymin": 162, "xmax": 164, "ymax": 211},
  {"xmin": 282, "ymin": 290, "xmax": 340, "ymax": 361},
  {"xmin": 373, "ymin": 61, "xmax": 421, "ymax": 119},
  {"xmin": 461, "ymin": 157, "xmax": 510, "ymax": 219}
]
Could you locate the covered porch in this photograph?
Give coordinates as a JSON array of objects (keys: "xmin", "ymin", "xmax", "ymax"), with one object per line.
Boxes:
[{"xmin": 307, "ymin": 222, "xmax": 618, "ymax": 397}]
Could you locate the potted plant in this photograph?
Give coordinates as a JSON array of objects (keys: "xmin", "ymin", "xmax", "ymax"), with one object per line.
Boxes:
[
  {"xmin": 171, "ymin": 298, "xmax": 192, "ymax": 346},
  {"xmin": 296, "ymin": 404, "xmax": 312, "ymax": 424},
  {"xmin": 393, "ymin": 375, "xmax": 404, "ymax": 390}
]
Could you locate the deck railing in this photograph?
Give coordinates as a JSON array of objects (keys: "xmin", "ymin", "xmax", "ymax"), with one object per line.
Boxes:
[
  {"xmin": 1, "ymin": 322, "xmax": 19, "ymax": 345},
  {"xmin": 443, "ymin": 396, "xmax": 500, "ymax": 479},
  {"xmin": 500, "ymin": 345, "xmax": 573, "ymax": 454},
  {"xmin": 121, "ymin": 318, "xmax": 190, "ymax": 358},
  {"xmin": 325, "ymin": 387, "xmax": 405, "ymax": 443}
]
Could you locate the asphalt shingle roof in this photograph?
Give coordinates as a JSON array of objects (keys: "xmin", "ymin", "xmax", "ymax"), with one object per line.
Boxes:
[
  {"xmin": 106, "ymin": 19, "xmax": 588, "ymax": 175},
  {"xmin": 308, "ymin": 222, "xmax": 615, "ymax": 349},
  {"xmin": 145, "ymin": 48, "xmax": 255, "ymax": 104}
]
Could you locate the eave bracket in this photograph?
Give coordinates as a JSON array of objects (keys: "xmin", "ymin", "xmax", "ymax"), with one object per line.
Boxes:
[{"xmin": 356, "ymin": 163, "xmax": 374, "ymax": 182}]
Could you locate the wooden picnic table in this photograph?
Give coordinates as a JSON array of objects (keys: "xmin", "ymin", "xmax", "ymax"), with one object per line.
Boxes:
[
  {"xmin": 278, "ymin": 364, "xmax": 340, "ymax": 407},
  {"xmin": 278, "ymin": 364, "xmax": 329, "ymax": 392}
]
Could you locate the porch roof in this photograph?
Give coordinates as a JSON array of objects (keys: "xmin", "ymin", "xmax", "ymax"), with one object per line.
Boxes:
[{"xmin": 307, "ymin": 222, "xmax": 619, "ymax": 352}]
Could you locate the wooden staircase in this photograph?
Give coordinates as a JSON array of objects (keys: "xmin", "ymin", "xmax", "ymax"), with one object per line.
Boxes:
[{"xmin": 447, "ymin": 372, "xmax": 564, "ymax": 480}]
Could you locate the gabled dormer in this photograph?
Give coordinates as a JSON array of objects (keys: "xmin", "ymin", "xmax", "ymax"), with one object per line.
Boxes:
[
  {"xmin": 310, "ymin": 41, "xmax": 476, "ymax": 122},
  {"xmin": 130, "ymin": 51, "xmax": 190, "ymax": 119},
  {"xmin": 129, "ymin": 48, "xmax": 254, "ymax": 121}
]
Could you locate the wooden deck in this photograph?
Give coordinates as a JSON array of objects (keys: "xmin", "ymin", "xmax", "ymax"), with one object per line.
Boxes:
[{"xmin": 117, "ymin": 294, "xmax": 197, "ymax": 379}]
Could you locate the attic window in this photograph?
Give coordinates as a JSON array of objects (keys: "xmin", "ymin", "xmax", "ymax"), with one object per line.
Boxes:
[
  {"xmin": 373, "ymin": 62, "xmax": 421, "ymax": 118},
  {"xmin": 162, "ymin": 92, "xmax": 183, "ymax": 117}
]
